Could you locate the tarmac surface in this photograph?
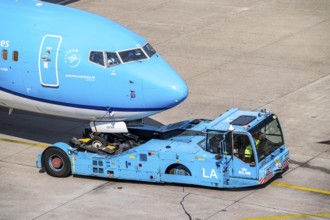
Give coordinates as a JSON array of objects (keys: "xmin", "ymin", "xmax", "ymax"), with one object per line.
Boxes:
[{"xmin": 1, "ymin": 0, "xmax": 330, "ymax": 219}]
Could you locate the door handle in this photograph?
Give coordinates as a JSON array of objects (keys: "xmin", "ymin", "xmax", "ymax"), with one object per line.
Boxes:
[{"xmin": 41, "ymin": 57, "xmax": 51, "ymax": 62}]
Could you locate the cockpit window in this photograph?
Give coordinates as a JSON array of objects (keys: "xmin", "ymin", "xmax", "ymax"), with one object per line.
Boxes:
[
  {"xmin": 106, "ymin": 52, "xmax": 120, "ymax": 67},
  {"xmin": 89, "ymin": 43, "xmax": 156, "ymax": 67},
  {"xmin": 118, "ymin": 48, "xmax": 147, "ymax": 63},
  {"xmin": 143, "ymin": 43, "xmax": 156, "ymax": 58},
  {"xmin": 89, "ymin": 51, "xmax": 104, "ymax": 66}
]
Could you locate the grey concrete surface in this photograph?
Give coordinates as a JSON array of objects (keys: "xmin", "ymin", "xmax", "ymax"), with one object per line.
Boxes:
[{"xmin": 1, "ymin": 0, "xmax": 330, "ymax": 219}]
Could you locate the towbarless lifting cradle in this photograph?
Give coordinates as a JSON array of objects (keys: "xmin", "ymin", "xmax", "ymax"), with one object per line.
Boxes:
[{"xmin": 37, "ymin": 108, "xmax": 289, "ymax": 188}]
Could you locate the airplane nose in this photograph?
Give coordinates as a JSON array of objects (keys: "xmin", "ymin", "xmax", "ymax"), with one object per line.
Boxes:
[
  {"xmin": 167, "ymin": 81, "xmax": 189, "ymax": 105},
  {"xmin": 143, "ymin": 77, "xmax": 188, "ymax": 110}
]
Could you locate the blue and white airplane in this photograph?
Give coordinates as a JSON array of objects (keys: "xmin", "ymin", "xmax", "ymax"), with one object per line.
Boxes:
[{"xmin": 0, "ymin": 0, "xmax": 188, "ymax": 133}]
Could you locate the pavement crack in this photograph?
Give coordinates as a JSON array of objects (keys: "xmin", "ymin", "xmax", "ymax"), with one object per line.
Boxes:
[
  {"xmin": 205, "ymin": 189, "xmax": 257, "ymax": 220},
  {"xmin": 32, "ymin": 181, "xmax": 111, "ymax": 220},
  {"xmin": 0, "ymin": 160, "xmax": 36, "ymax": 168},
  {"xmin": 180, "ymin": 193, "xmax": 192, "ymax": 220}
]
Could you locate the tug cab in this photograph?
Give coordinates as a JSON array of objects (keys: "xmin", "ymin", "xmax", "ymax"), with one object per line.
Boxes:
[{"xmin": 205, "ymin": 112, "xmax": 288, "ymax": 187}]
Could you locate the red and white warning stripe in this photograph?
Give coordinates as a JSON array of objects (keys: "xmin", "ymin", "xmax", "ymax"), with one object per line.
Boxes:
[
  {"xmin": 281, "ymin": 159, "xmax": 289, "ymax": 169},
  {"xmin": 259, "ymin": 172, "xmax": 274, "ymax": 184}
]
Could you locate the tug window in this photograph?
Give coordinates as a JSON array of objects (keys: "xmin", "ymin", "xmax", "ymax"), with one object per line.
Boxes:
[
  {"xmin": 232, "ymin": 134, "xmax": 254, "ymax": 163},
  {"xmin": 12, "ymin": 51, "xmax": 18, "ymax": 61},
  {"xmin": 206, "ymin": 130, "xmax": 228, "ymax": 154},
  {"xmin": 2, "ymin": 50, "xmax": 8, "ymax": 60},
  {"xmin": 89, "ymin": 51, "xmax": 104, "ymax": 66}
]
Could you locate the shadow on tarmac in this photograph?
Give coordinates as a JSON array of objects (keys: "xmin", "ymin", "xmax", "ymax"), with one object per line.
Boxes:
[
  {"xmin": 0, "ymin": 107, "xmax": 163, "ymax": 144},
  {"xmin": 62, "ymin": 170, "xmax": 288, "ymax": 193}
]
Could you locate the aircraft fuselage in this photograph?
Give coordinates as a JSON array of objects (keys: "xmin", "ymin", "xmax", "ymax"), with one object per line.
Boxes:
[{"xmin": 0, "ymin": 1, "xmax": 188, "ymax": 122}]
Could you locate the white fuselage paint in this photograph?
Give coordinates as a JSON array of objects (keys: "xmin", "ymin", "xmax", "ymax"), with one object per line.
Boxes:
[{"xmin": 0, "ymin": 91, "xmax": 158, "ymax": 121}]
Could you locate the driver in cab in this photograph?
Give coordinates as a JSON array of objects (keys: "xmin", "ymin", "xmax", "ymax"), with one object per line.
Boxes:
[{"xmin": 244, "ymin": 132, "xmax": 261, "ymax": 163}]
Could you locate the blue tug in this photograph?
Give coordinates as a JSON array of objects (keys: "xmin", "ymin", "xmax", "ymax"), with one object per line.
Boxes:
[{"xmin": 37, "ymin": 108, "xmax": 289, "ymax": 188}]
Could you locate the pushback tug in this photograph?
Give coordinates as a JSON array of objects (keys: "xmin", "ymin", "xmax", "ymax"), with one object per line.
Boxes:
[{"xmin": 37, "ymin": 108, "xmax": 289, "ymax": 188}]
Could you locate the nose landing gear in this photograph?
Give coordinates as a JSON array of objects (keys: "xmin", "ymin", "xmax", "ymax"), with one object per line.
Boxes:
[{"xmin": 69, "ymin": 130, "xmax": 143, "ymax": 155}]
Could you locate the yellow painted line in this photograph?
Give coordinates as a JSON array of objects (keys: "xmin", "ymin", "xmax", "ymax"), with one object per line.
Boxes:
[
  {"xmin": 0, "ymin": 137, "xmax": 48, "ymax": 148},
  {"xmin": 271, "ymin": 181, "xmax": 330, "ymax": 195},
  {"xmin": 243, "ymin": 212, "xmax": 330, "ymax": 220}
]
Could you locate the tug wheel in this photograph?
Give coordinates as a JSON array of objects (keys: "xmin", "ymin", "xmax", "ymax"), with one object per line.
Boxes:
[
  {"xmin": 166, "ymin": 164, "xmax": 191, "ymax": 176},
  {"xmin": 43, "ymin": 148, "xmax": 71, "ymax": 177}
]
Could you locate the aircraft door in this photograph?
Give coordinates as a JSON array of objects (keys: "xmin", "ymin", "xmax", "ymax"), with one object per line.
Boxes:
[{"xmin": 38, "ymin": 35, "xmax": 62, "ymax": 88}]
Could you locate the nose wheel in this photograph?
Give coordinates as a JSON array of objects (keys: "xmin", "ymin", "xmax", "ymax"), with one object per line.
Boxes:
[{"xmin": 88, "ymin": 136, "xmax": 109, "ymax": 149}]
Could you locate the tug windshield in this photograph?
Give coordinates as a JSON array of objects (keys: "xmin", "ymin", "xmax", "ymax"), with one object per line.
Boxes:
[{"xmin": 250, "ymin": 115, "xmax": 284, "ymax": 161}]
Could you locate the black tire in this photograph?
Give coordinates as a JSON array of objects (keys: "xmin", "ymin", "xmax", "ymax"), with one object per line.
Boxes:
[{"xmin": 43, "ymin": 148, "xmax": 71, "ymax": 177}]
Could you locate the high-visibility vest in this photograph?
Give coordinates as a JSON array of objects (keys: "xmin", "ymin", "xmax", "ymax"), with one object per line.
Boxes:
[
  {"xmin": 255, "ymin": 139, "xmax": 260, "ymax": 147},
  {"xmin": 245, "ymin": 146, "xmax": 252, "ymax": 158}
]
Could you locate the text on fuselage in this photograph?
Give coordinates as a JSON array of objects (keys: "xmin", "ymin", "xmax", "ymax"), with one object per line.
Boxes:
[{"xmin": 0, "ymin": 40, "xmax": 10, "ymax": 48}]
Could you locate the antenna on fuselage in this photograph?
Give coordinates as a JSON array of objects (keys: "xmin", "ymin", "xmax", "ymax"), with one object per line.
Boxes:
[{"xmin": 8, "ymin": 108, "xmax": 13, "ymax": 115}]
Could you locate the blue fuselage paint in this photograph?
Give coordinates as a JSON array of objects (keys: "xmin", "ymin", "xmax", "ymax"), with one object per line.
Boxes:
[{"xmin": 0, "ymin": 0, "xmax": 188, "ymax": 121}]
